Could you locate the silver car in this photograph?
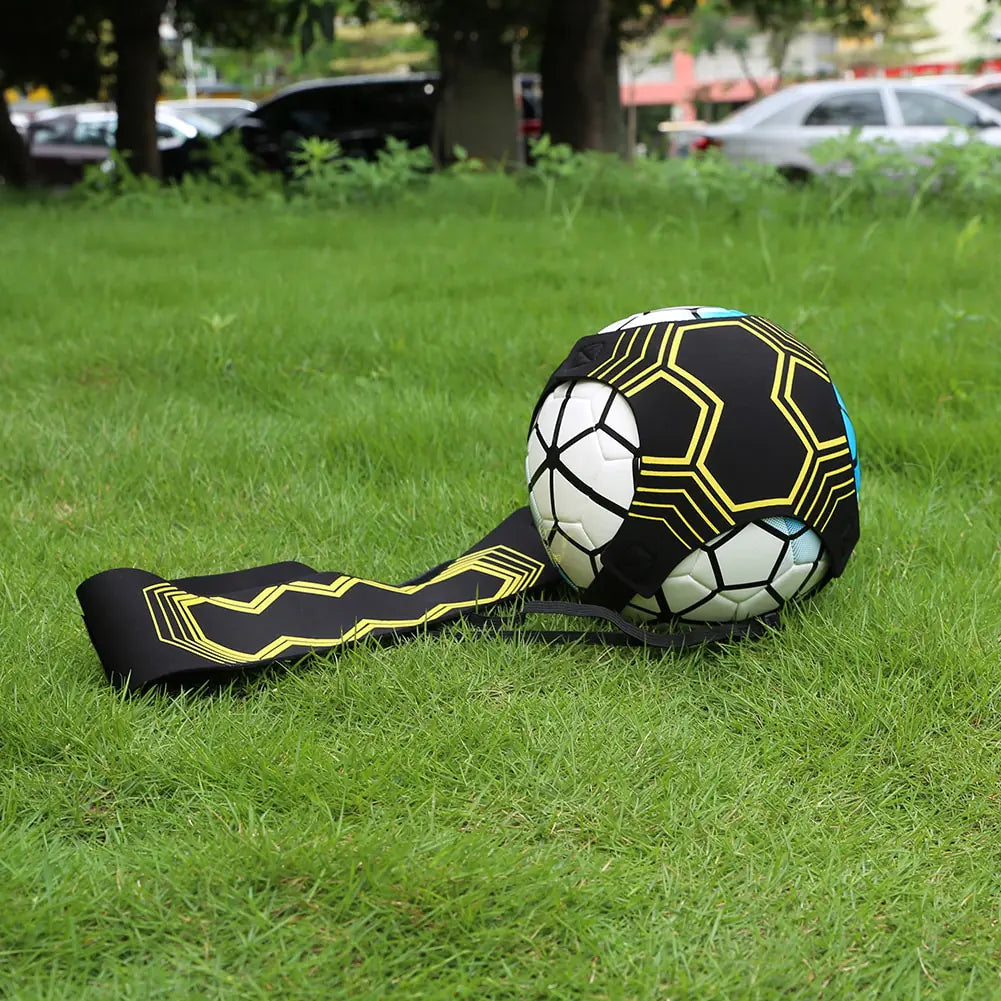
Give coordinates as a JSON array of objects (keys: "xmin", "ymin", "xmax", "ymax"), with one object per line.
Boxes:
[{"xmin": 679, "ymin": 79, "xmax": 1001, "ymax": 179}]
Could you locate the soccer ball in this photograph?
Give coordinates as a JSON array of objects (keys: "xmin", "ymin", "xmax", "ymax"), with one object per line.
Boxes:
[{"xmin": 526, "ymin": 307, "xmax": 860, "ymax": 625}]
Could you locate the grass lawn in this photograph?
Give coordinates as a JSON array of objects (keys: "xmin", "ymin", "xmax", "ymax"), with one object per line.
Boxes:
[{"xmin": 1, "ymin": 184, "xmax": 1000, "ymax": 999}]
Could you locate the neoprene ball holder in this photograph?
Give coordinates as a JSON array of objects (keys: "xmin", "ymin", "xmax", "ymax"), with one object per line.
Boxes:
[{"xmin": 77, "ymin": 308, "xmax": 859, "ymax": 691}]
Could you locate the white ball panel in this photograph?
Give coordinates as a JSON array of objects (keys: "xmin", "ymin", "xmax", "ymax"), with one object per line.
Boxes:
[
  {"xmin": 529, "ymin": 471, "xmax": 554, "ymax": 523},
  {"xmin": 626, "ymin": 595, "xmax": 661, "ymax": 621},
  {"xmin": 628, "ymin": 306, "xmax": 699, "ymax": 325},
  {"xmin": 605, "ymin": 393, "xmax": 640, "ymax": 444},
  {"xmin": 570, "ymin": 381, "xmax": 640, "ymax": 447},
  {"xmin": 719, "ymin": 585, "xmax": 769, "ymax": 603},
  {"xmin": 557, "ymin": 518, "xmax": 598, "ymax": 552},
  {"xmin": 734, "ymin": 590, "xmax": 782, "ymax": 619},
  {"xmin": 526, "ymin": 432, "xmax": 548, "ymax": 480},
  {"xmin": 550, "ymin": 470, "xmax": 590, "ymax": 525},
  {"xmin": 559, "ymin": 490, "xmax": 625, "ymax": 552},
  {"xmin": 547, "ymin": 529, "xmax": 597, "ymax": 588},
  {"xmin": 670, "ymin": 549, "xmax": 718, "ymax": 591},
  {"xmin": 573, "ymin": 380, "xmax": 615, "ymax": 419},
  {"xmin": 668, "ymin": 548, "xmax": 703, "ymax": 579},
  {"xmin": 769, "ymin": 562, "xmax": 814, "ymax": 601},
  {"xmin": 682, "ymin": 593, "xmax": 739, "ymax": 622},
  {"xmin": 528, "ymin": 490, "xmax": 544, "ymax": 531},
  {"xmin": 799, "ymin": 556, "xmax": 830, "ymax": 597},
  {"xmin": 595, "ymin": 428, "xmax": 633, "ymax": 463},
  {"xmin": 555, "ymin": 398, "xmax": 596, "ymax": 447},
  {"xmin": 598, "ymin": 312, "xmax": 644, "ymax": 334},
  {"xmin": 661, "ymin": 575, "xmax": 713, "ymax": 614},
  {"xmin": 532, "ymin": 384, "xmax": 567, "ymax": 434},
  {"xmin": 560, "ymin": 438, "xmax": 634, "ymax": 510},
  {"xmin": 712, "ymin": 523, "xmax": 786, "ymax": 585},
  {"xmin": 767, "ymin": 546, "xmax": 794, "ymax": 584}
]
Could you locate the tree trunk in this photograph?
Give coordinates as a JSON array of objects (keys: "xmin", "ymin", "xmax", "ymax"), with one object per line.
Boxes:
[
  {"xmin": 0, "ymin": 93, "xmax": 31, "ymax": 188},
  {"xmin": 767, "ymin": 28, "xmax": 796, "ymax": 88},
  {"xmin": 602, "ymin": 21, "xmax": 625, "ymax": 157},
  {"xmin": 540, "ymin": 0, "xmax": 610, "ymax": 151},
  {"xmin": 111, "ymin": 0, "xmax": 164, "ymax": 179},
  {"xmin": 736, "ymin": 47, "xmax": 766, "ymax": 99},
  {"xmin": 434, "ymin": 26, "xmax": 518, "ymax": 166}
]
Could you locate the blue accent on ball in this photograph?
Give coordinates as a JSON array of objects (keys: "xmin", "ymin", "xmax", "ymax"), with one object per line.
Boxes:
[
  {"xmin": 832, "ymin": 383, "xmax": 860, "ymax": 496},
  {"xmin": 763, "ymin": 516, "xmax": 822, "ymax": 564},
  {"xmin": 697, "ymin": 307, "xmax": 747, "ymax": 318}
]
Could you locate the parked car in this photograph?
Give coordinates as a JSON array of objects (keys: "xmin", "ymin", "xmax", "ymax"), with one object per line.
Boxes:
[
  {"xmin": 518, "ymin": 72, "xmax": 542, "ymax": 159},
  {"xmin": 164, "ymin": 72, "xmax": 544, "ymax": 179},
  {"xmin": 27, "ymin": 107, "xmax": 220, "ymax": 186},
  {"xmin": 163, "ymin": 74, "xmax": 439, "ymax": 179},
  {"xmin": 900, "ymin": 73, "xmax": 1001, "ymax": 113},
  {"xmin": 159, "ymin": 97, "xmax": 257, "ymax": 130},
  {"xmin": 964, "ymin": 74, "xmax": 1001, "ymax": 112},
  {"xmin": 678, "ymin": 79, "xmax": 1001, "ymax": 179}
]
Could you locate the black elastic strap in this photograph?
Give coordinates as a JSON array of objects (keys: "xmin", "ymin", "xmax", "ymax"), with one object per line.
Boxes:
[{"xmin": 469, "ymin": 599, "xmax": 780, "ymax": 649}]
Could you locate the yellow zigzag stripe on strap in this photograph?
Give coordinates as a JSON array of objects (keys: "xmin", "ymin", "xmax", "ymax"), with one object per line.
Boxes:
[{"xmin": 143, "ymin": 545, "xmax": 547, "ymax": 665}]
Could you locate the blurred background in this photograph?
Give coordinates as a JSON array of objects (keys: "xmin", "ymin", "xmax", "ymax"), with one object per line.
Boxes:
[{"xmin": 3, "ymin": 0, "xmax": 1001, "ymax": 186}]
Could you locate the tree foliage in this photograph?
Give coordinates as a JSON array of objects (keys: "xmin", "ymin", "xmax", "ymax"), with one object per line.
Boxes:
[
  {"xmin": 0, "ymin": 0, "xmax": 106, "ymax": 184},
  {"xmin": 670, "ymin": 0, "xmax": 908, "ymax": 85},
  {"xmin": 3, "ymin": 0, "xmax": 960, "ymax": 186},
  {"xmin": 0, "ymin": 2, "xmax": 105, "ymax": 98},
  {"xmin": 833, "ymin": 0, "xmax": 939, "ymax": 70}
]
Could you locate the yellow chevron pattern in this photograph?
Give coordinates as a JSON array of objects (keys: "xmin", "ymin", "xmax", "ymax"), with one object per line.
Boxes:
[
  {"xmin": 588, "ymin": 314, "xmax": 856, "ymax": 556},
  {"xmin": 143, "ymin": 544, "xmax": 547, "ymax": 665}
]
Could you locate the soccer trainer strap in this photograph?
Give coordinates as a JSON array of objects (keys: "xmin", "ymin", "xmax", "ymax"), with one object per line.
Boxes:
[
  {"xmin": 77, "ymin": 507, "xmax": 777, "ymax": 691},
  {"xmin": 78, "ymin": 508, "xmax": 561, "ymax": 691}
]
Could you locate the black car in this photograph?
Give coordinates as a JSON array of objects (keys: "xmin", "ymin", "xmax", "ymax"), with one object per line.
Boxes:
[
  {"xmin": 164, "ymin": 73, "xmax": 439, "ymax": 179},
  {"xmin": 163, "ymin": 72, "xmax": 548, "ymax": 179}
]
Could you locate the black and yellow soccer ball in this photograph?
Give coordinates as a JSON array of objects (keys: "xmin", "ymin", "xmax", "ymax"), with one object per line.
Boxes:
[{"xmin": 526, "ymin": 306, "xmax": 860, "ymax": 623}]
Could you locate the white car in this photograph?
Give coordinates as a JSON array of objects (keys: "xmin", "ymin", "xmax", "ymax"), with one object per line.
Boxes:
[
  {"xmin": 27, "ymin": 107, "xmax": 221, "ymax": 185},
  {"xmin": 679, "ymin": 79, "xmax": 1001, "ymax": 179}
]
